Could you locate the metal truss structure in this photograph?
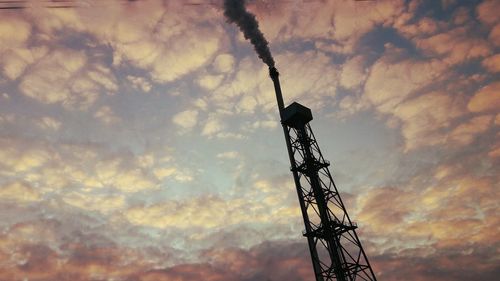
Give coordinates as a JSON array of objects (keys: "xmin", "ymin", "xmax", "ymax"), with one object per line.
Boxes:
[{"xmin": 270, "ymin": 67, "xmax": 377, "ymax": 281}]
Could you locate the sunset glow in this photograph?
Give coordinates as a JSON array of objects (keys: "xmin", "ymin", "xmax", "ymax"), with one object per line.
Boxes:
[{"xmin": 0, "ymin": 0, "xmax": 499, "ymax": 280}]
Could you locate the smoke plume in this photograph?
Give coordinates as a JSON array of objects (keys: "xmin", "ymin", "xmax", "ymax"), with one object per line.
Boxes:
[{"xmin": 224, "ymin": 0, "xmax": 275, "ymax": 67}]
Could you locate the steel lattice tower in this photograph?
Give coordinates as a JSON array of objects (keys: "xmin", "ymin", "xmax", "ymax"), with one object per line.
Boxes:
[{"xmin": 269, "ymin": 67, "xmax": 377, "ymax": 281}]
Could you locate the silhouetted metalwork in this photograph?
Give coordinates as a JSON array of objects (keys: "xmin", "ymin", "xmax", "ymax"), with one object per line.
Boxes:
[{"xmin": 270, "ymin": 67, "xmax": 377, "ymax": 281}]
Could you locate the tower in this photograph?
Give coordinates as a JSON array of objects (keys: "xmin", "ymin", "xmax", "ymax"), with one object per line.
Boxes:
[{"xmin": 270, "ymin": 67, "xmax": 377, "ymax": 281}]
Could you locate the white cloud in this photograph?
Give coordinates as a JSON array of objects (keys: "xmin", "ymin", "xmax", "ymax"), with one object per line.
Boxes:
[
  {"xmin": 35, "ymin": 116, "xmax": 62, "ymax": 131},
  {"xmin": 364, "ymin": 57, "xmax": 446, "ymax": 112},
  {"xmin": 94, "ymin": 106, "xmax": 120, "ymax": 125},
  {"xmin": 127, "ymin": 75, "xmax": 152, "ymax": 93},
  {"xmin": 62, "ymin": 192, "xmax": 125, "ymax": 213},
  {"xmin": 172, "ymin": 109, "xmax": 199, "ymax": 130},
  {"xmin": 0, "ymin": 16, "xmax": 31, "ymax": 51},
  {"xmin": 201, "ymin": 114, "xmax": 225, "ymax": 137},
  {"xmin": 18, "ymin": 49, "xmax": 117, "ymax": 110},
  {"xmin": 216, "ymin": 151, "xmax": 239, "ymax": 160},
  {"xmin": 213, "ymin": 53, "xmax": 235, "ymax": 74},
  {"xmin": 340, "ymin": 55, "xmax": 366, "ymax": 89}
]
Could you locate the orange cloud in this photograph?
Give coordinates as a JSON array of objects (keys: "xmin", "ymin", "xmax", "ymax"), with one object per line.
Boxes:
[
  {"xmin": 0, "ymin": 181, "xmax": 41, "ymax": 202},
  {"xmin": 468, "ymin": 81, "xmax": 500, "ymax": 113},
  {"xmin": 355, "ymin": 161, "xmax": 498, "ymax": 257},
  {"xmin": 482, "ymin": 54, "xmax": 500, "ymax": 73},
  {"xmin": 414, "ymin": 27, "xmax": 491, "ymax": 66},
  {"xmin": 447, "ymin": 115, "xmax": 493, "ymax": 146},
  {"xmin": 124, "ymin": 192, "xmax": 300, "ymax": 230},
  {"xmin": 476, "ymin": 0, "xmax": 500, "ymax": 26}
]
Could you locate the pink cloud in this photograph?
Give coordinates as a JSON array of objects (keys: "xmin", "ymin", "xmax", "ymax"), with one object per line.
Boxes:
[
  {"xmin": 482, "ymin": 54, "xmax": 500, "ymax": 73},
  {"xmin": 414, "ymin": 27, "xmax": 491, "ymax": 65},
  {"xmin": 476, "ymin": 0, "xmax": 500, "ymax": 26}
]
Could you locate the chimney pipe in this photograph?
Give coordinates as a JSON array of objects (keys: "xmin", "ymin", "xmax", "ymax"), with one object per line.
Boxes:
[{"xmin": 269, "ymin": 67, "xmax": 285, "ymax": 118}]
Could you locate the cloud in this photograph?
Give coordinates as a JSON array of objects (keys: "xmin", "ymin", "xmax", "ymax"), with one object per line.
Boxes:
[
  {"xmin": 394, "ymin": 13, "xmax": 446, "ymax": 39},
  {"xmin": 216, "ymin": 151, "xmax": 240, "ymax": 160},
  {"xmin": 362, "ymin": 54, "xmax": 469, "ymax": 150},
  {"xmin": 393, "ymin": 91, "xmax": 465, "ymax": 150},
  {"xmin": 94, "ymin": 106, "xmax": 120, "ymax": 125},
  {"xmin": 127, "ymin": 75, "xmax": 152, "ymax": 93},
  {"xmin": 0, "ymin": 113, "xmax": 15, "ymax": 124},
  {"xmin": 489, "ymin": 23, "xmax": 500, "ymax": 46},
  {"xmin": 205, "ymin": 50, "xmax": 339, "ymax": 121},
  {"xmin": 0, "ymin": 229, "xmax": 314, "ymax": 281},
  {"xmin": 84, "ymin": 1, "xmax": 224, "ymax": 84},
  {"xmin": 94, "ymin": 158, "xmax": 157, "ymax": 193},
  {"xmin": 152, "ymin": 164, "xmax": 193, "ymax": 183},
  {"xmin": 482, "ymin": 54, "xmax": 500, "ymax": 73},
  {"xmin": 18, "ymin": 49, "xmax": 117, "ymax": 110},
  {"xmin": 447, "ymin": 115, "xmax": 493, "ymax": 146},
  {"xmin": 213, "ymin": 53, "xmax": 236, "ymax": 74},
  {"xmin": 172, "ymin": 109, "xmax": 199, "ymax": 130},
  {"xmin": 0, "ymin": 137, "xmax": 162, "ymax": 198},
  {"xmin": 488, "ymin": 141, "xmax": 500, "ymax": 158},
  {"xmin": 467, "ymin": 81, "xmax": 500, "ymax": 113},
  {"xmin": 202, "ymin": 114, "xmax": 225, "ymax": 137},
  {"xmin": 339, "ymin": 55, "xmax": 367, "ymax": 89},
  {"xmin": 1, "ymin": 47, "xmax": 48, "ymax": 80},
  {"xmin": 0, "ymin": 138, "xmax": 51, "ymax": 174},
  {"xmin": 354, "ymin": 159, "xmax": 498, "ymax": 260},
  {"xmin": 329, "ymin": 0, "xmax": 405, "ymax": 42},
  {"xmin": 34, "ymin": 116, "xmax": 62, "ymax": 131},
  {"xmin": 62, "ymin": 191, "xmax": 125, "ymax": 214},
  {"xmin": 452, "ymin": 7, "xmax": 471, "ymax": 25},
  {"xmin": 0, "ymin": 181, "xmax": 41, "ymax": 202},
  {"xmin": 364, "ymin": 56, "xmax": 446, "ymax": 112},
  {"xmin": 152, "ymin": 167, "xmax": 177, "ymax": 180},
  {"xmin": 372, "ymin": 249, "xmax": 499, "ymax": 281},
  {"xmin": 414, "ymin": 27, "xmax": 491, "ymax": 66},
  {"xmin": 197, "ymin": 73, "xmax": 225, "ymax": 90},
  {"xmin": 0, "ymin": 2, "xmax": 498, "ymax": 281},
  {"xmin": 0, "ymin": 16, "xmax": 31, "ymax": 51},
  {"xmin": 254, "ymin": 0, "xmax": 405, "ymax": 53},
  {"xmin": 124, "ymin": 192, "xmax": 300, "ymax": 230},
  {"xmin": 356, "ymin": 187, "xmax": 415, "ymax": 234},
  {"xmin": 476, "ymin": 0, "xmax": 500, "ymax": 26}
]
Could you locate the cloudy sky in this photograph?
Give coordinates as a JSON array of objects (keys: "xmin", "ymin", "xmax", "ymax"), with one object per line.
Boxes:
[{"xmin": 0, "ymin": 0, "xmax": 499, "ymax": 280}]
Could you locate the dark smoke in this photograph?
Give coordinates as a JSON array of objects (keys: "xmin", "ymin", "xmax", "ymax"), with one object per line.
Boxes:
[{"xmin": 224, "ymin": 0, "xmax": 275, "ymax": 67}]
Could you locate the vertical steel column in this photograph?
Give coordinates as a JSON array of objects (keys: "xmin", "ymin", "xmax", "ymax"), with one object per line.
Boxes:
[{"xmin": 270, "ymin": 67, "xmax": 325, "ymax": 281}]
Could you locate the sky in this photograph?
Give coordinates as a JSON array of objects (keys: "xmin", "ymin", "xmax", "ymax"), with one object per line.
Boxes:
[{"xmin": 0, "ymin": 0, "xmax": 499, "ymax": 280}]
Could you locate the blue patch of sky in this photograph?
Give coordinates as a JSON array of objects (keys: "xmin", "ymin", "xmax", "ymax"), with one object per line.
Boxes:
[
  {"xmin": 408, "ymin": 0, "xmax": 482, "ymax": 22},
  {"xmin": 275, "ymin": 38, "xmax": 319, "ymax": 54},
  {"xmin": 454, "ymin": 59, "xmax": 484, "ymax": 76},
  {"xmin": 299, "ymin": 38, "xmax": 349, "ymax": 65},
  {"xmin": 0, "ymin": 88, "xmax": 69, "ymax": 140},
  {"xmin": 357, "ymin": 26, "xmax": 420, "ymax": 64},
  {"xmin": 330, "ymin": 85, "xmax": 356, "ymax": 104}
]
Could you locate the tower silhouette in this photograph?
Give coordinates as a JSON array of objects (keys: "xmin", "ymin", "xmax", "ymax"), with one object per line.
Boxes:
[{"xmin": 270, "ymin": 67, "xmax": 377, "ymax": 281}]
